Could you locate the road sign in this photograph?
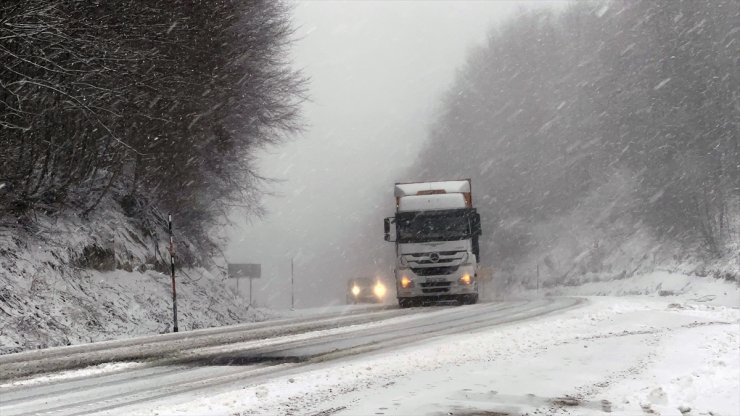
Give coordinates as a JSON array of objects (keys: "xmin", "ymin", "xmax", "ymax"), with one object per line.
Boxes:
[
  {"xmin": 228, "ymin": 263, "xmax": 261, "ymax": 279},
  {"xmin": 228, "ymin": 263, "xmax": 261, "ymax": 307}
]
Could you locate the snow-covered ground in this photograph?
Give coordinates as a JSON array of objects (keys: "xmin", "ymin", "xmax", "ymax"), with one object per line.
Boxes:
[
  {"xmin": 117, "ymin": 274, "xmax": 739, "ymax": 416},
  {"xmin": 0, "ymin": 263, "xmax": 280, "ymax": 354},
  {"xmin": 538, "ymin": 270, "xmax": 739, "ymax": 307},
  {"xmin": 0, "ymin": 361, "xmax": 145, "ymax": 389},
  {"xmin": 0, "ymin": 204, "xmax": 285, "ymax": 354}
]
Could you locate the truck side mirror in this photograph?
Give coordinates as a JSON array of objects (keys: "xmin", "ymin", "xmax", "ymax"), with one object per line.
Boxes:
[
  {"xmin": 384, "ymin": 217, "xmax": 394, "ymax": 242},
  {"xmin": 473, "ymin": 212, "xmax": 482, "ymax": 236}
]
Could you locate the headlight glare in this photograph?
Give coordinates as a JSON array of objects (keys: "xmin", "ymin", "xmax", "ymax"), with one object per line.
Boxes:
[
  {"xmin": 459, "ymin": 273, "xmax": 472, "ymax": 285},
  {"xmin": 400, "ymin": 275, "xmax": 414, "ymax": 288},
  {"xmin": 373, "ymin": 282, "xmax": 387, "ymax": 298}
]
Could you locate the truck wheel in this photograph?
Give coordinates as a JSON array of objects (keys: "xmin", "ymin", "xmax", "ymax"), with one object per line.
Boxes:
[{"xmin": 398, "ymin": 298, "xmax": 412, "ymax": 308}]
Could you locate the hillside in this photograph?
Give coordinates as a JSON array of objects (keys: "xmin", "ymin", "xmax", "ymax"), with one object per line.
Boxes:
[
  {"xmin": 0, "ymin": 1, "xmax": 302, "ymax": 352},
  {"xmin": 412, "ymin": 0, "xmax": 739, "ymax": 287},
  {"xmin": 0, "ymin": 200, "xmax": 273, "ymax": 355}
]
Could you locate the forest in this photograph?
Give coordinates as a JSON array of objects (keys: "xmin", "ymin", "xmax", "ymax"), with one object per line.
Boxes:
[
  {"xmin": 415, "ymin": 0, "xmax": 738, "ymax": 281},
  {"xmin": 0, "ymin": 0, "xmax": 304, "ymax": 252}
]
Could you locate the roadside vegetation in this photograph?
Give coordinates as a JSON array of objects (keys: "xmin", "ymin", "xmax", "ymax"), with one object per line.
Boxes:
[
  {"xmin": 0, "ymin": 0, "xmax": 305, "ymax": 255},
  {"xmin": 0, "ymin": 0, "xmax": 304, "ymax": 351},
  {"xmin": 416, "ymin": 0, "xmax": 739, "ymax": 284}
]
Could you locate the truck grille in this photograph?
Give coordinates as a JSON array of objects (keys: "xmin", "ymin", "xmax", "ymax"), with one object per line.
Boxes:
[
  {"xmin": 420, "ymin": 281, "xmax": 452, "ymax": 287},
  {"xmin": 422, "ymin": 287, "xmax": 450, "ymax": 294},
  {"xmin": 411, "ymin": 266, "xmax": 459, "ymax": 276},
  {"xmin": 410, "ymin": 251, "xmax": 459, "ymax": 257},
  {"xmin": 420, "ymin": 280, "xmax": 451, "ymax": 293},
  {"xmin": 415, "ymin": 258, "xmax": 456, "ymax": 264},
  {"xmin": 405, "ymin": 251, "xmax": 465, "ymax": 266}
]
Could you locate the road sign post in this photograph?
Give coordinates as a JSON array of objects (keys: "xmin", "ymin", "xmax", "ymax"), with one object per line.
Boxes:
[
  {"xmin": 228, "ymin": 263, "xmax": 261, "ymax": 307},
  {"xmin": 168, "ymin": 214, "xmax": 178, "ymax": 333}
]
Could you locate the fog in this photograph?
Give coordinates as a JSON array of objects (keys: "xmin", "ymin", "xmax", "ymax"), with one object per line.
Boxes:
[
  {"xmin": 226, "ymin": 1, "xmax": 563, "ymax": 308},
  {"xmin": 3, "ymin": 0, "xmax": 736, "ymax": 394}
]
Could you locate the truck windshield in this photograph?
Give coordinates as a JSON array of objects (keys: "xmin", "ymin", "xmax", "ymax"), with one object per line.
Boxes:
[{"xmin": 396, "ymin": 210, "xmax": 474, "ymax": 243}]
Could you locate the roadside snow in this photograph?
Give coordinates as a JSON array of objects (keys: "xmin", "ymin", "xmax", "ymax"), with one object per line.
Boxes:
[
  {"xmin": 603, "ymin": 323, "xmax": 739, "ymax": 416},
  {"xmin": 538, "ymin": 270, "xmax": 739, "ymax": 307},
  {"xmin": 0, "ymin": 361, "xmax": 144, "ymax": 388},
  {"xmin": 129, "ymin": 279, "xmax": 739, "ymax": 416},
  {"xmin": 0, "ymin": 203, "xmax": 284, "ymax": 354},
  {"xmin": 0, "ymin": 265, "xmax": 280, "ymax": 355}
]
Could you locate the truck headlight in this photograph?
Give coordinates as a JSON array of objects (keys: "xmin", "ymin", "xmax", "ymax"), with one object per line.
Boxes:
[
  {"xmin": 459, "ymin": 273, "xmax": 472, "ymax": 285},
  {"xmin": 373, "ymin": 282, "xmax": 387, "ymax": 298},
  {"xmin": 351, "ymin": 285, "xmax": 360, "ymax": 296},
  {"xmin": 400, "ymin": 275, "xmax": 414, "ymax": 288}
]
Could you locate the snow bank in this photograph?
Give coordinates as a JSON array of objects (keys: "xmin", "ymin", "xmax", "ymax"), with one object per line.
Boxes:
[
  {"xmin": 0, "ymin": 361, "xmax": 144, "ymax": 388},
  {"xmin": 603, "ymin": 323, "xmax": 739, "ymax": 416},
  {"xmin": 0, "ymin": 202, "xmax": 276, "ymax": 354},
  {"xmin": 533, "ymin": 271, "xmax": 739, "ymax": 307}
]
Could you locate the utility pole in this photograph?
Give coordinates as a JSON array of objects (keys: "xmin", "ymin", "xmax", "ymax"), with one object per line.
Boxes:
[
  {"xmin": 291, "ymin": 257, "xmax": 295, "ymax": 310},
  {"xmin": 168, "ymin": 214, "xmax": 179, "ymax": 333},
  {"xmin": 249, "ymin": 276, "xmax": 253, "ymax": 308}
]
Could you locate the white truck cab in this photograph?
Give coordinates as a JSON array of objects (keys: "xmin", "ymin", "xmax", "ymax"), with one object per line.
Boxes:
[{"xmin": 384, "ymin": 179, "xmax": 482, "ymax": 308}]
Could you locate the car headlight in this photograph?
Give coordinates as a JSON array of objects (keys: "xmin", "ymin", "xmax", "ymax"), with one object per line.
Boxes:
[
  {"xmin": 351, "ymin": 285, "xmax": 360, "ymax": 296},
  {"xmin": 373, "ymin": 282, "xmax": 387, "ymax": 298}
]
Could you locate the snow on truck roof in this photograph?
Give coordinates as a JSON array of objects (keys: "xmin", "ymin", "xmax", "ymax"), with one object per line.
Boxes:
[
  {"xmin": 394, "ymin": 180, "xmax": 470, "ymax": 197},
  {"xmin": 398, "ymin": 193, "xmax": 467, "ymax": 212}
]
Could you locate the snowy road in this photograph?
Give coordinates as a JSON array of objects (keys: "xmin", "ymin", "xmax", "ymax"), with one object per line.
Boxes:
[
  {"xmin": 0, "ymin": 299, "xmax": 581, "ymax": 416},
  {"xmin": 2, "ymin": 293, "xmax": 737, "ymax": 416},
  {"xmin": 0, "ymin": 303, "xmax": 403, "ymax": 380}
]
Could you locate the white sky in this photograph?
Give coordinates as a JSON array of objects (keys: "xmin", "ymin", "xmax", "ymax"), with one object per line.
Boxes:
[{"xmin": 226, "ymin": 0, "xmax": 566, "ymax": 308}]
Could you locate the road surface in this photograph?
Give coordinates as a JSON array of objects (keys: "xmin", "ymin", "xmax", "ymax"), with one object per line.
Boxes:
[{"xmin": 0, "ymin": 298, "xmax": 581, "ymax": 415}]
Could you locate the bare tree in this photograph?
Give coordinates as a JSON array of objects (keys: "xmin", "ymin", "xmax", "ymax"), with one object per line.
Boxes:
[{"xmin": 1, "ymin": 0, "xmax": 305, "ymax": 254}]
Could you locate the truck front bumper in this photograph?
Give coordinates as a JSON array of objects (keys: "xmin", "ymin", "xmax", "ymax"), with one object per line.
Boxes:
[{"xmin": 395, "ymin": 266, "xmax": 478, "ymax": 299}]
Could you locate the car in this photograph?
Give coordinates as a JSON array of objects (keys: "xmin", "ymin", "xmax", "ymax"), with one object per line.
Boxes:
[{"xmin": 346, "ymin": 277, "xmax": 388, "ymax": 304}]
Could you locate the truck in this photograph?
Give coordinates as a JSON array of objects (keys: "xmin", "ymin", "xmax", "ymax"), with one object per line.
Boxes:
[{"xmin": 383, "ymin": 179, "xmax": 482, "ymax": 308}]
